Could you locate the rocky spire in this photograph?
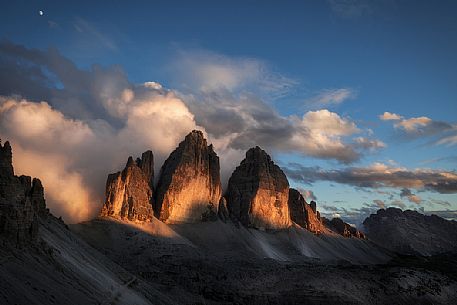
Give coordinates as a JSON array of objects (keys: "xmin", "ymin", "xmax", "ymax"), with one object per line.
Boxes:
[
  {"xmin": 101, "ymin": 152, "xmax": 154, "ymax": 221},
  {"xmin": 155, "ymin": 130, "xmax": 222, "ymax": 223},
  {"xmin": 288, "ymin": 188, "xmax": 307, "ymax": 228},
  {"xmin": 136, "ymin": 150, "xmax": 154, "ymax": 189},
  {"xmin": 0, "ymin": 140, "xmax": 13, "ymax": 177},
  {"xmin": 0, "ymin": 140, "xmax": 48, "ymax": 246},
  {"xmin": 287, "ymin": 188, "xmax": 324, "ymax": 233},
  {"xmin": 225, "ymin": 146, "xmax": 291, "ymax": 230}
]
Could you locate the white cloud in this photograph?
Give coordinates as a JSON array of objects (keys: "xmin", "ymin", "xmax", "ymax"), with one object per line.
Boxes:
[
  {"xmin": 300, "ymin": 109, "xmax": 359, "ymax": 136},
  {"xmin": 353, "ymin": 137, "xmax": 386, "ymax": 151},
  {"xmin": 170, "ymin": 49, "xmax": 297, "ymax": 98},
  {"xmin": 436, "ymin": 134, "xmax": 457, "ymax": 146},
  {"xmin": 0, "ymin": 91, "xmax": 201, "ymax": 223},
  {"xmin": 379, "ymin": 112, "xmax": 403, "ymax": 121},
  {"xmin": 380, "ymin": 111, "xmax": 457, "ymax": 146},
  {"xmin": 394, "ymin": 116, "xmax": 432, "ymax": 132},
  {"xmin": 306, "ymin": 88, "xmax": 356, "ymax": 107}
]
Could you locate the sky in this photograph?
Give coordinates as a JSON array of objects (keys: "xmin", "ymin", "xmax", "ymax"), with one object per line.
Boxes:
[{"xmin": 0, "ymin": 0, "xmax": 456, "ymax": 225}]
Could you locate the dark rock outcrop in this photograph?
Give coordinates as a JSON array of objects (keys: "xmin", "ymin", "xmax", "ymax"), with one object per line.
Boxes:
[
  {"xmin": 101, "ymin": 152, "xmax": 154, "ymax": 221},
  {"xmin": 218, "ymin": 197, "xmax": 229, "ymax": 222},
  {"xmin": 287, "ymin": 188, "xmax": 324, "ymax": 233},
  {"xmin": 288, "ymin": 188, "xmax": 307, "ymax": 228},
  {"xmin": 155, "ymin": 130, "xmax": 222, "ymax": 223},
  {"xmin": 324, "ymin": 217, "xmax": 365, "ymax": 238},
  {"xmin": 0, "ymin": 140, "xmax": 48, "ymax": 246},
  {"xmin": 225, "ymin": 146, "xmax": 290, "ymax": 230},
  {"xmin": 363, "ymin": 207, "xmax": 457, "ymax": 255}
]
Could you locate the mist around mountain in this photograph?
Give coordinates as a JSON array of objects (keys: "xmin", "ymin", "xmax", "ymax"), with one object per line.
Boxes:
[{"xmin": 1, "ymin": 133, "xmax": 457, "ymax": 305}]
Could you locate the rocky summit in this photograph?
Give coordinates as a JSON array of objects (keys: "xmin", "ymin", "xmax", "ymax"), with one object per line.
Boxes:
[
  {"xmin": 101, "ymin": 151, "xmax": 154, "ymax": 221},
  {"xmin": 0, "ymin": 140, "xmax": 48, "ymax": 246},
  {"xmin": 363, "ymin": 207, "xmax": 457, "ymax": 255},
  {"xmin": 226, "ymin": 146, "xmax": 290, "ymax": 230},
  {"xmin": 155, "ymin": 130, "xmax": 222, "ymax": 223},
  {"xmin": 324, "ymin": 217, "xmax": 366, "ymax": 238}
]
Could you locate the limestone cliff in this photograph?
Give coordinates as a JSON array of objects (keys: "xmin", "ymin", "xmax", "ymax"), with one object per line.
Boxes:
[
  {"xmin": 0, "ymin": 140, "xmax": 48, "ymax": 246},
  {"xmin": 225, "ymin": 146, "xmax": 290, "ymax": 230},
  {"xmin": 101, "ymin": 152, "xmax": 154, "ymax": 221},
  {"xmin": 155, "ymin": 130, "xmax": 222, "ymax": 223},
  {"xmin": 287, "ymin": 189, "xmax": 324, "ymax": 233},
  {"xmin": 288, "ymin": 188, "xmax": 307, "ymax": 228}
]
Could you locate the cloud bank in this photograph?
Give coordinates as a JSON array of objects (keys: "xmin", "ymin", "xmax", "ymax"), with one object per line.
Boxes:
[
  {"xmin": 0, "ymin": 41, "xmax": 385, "ymax": 222},
  {"xmin": 284, "ymin": 162, "xmax": 457, "ymax": 194},
  {"xmin": 379, "ymin": 112, "xmax": 457, "ymax": 146}
]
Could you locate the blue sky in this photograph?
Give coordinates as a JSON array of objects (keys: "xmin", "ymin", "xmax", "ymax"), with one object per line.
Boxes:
[{"xmin": 0, "ymin": 0, "xmax": 456, "ymax": 223}]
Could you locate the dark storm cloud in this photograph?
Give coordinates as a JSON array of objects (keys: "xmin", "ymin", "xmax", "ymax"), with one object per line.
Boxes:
[
  {"xmin": 0, "ymin": 40, "xmax": 130, "ymax": 124},
  {"xmin": 284, "ymin": 163, "xmax": 457, "ymax": 194}
]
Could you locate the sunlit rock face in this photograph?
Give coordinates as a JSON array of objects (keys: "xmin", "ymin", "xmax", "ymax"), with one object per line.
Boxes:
[
  {"xmin": 226, "ymin": 146, "xmax": 290, "ymax": 230},
  {"xmin": 287, "ymin": 189, "xmax": 325, "ymax": 233},
  {"xmin": 0, "ymin": 140, "xmax": 48, "ymax": 246},
  {"xmin": 101, "ymin": 151, "xmax": 154, "ymax": 221},
  {"xmin": 305, "ymin": 200, "xmax": 325, "ymax": 234},
  {"xmin": 324, "ymin": 217, "xmax": 366, "ymax": 238},
  {"xmin": 363, "ymin": 208, "xmax": 457, "ymax": 255},
  {"xmin": 155, "ymin": 130, "xmax": 222, "ymax": 223}
]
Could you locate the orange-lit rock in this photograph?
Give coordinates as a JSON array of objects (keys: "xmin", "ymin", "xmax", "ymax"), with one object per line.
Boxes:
[
  {"xmin": 226, "ymin": 146, "xmax": 290, "ymax": 230},
  {"xmin": 101, "ymin": 152, "xmax": 154, "ymax": 221},
  {"xmin": 305, "ymin": 200, "xmax": 325, "ymax": 234},
  {"xmin": 155, "ymin": 130, "xmax": 222, "ymax": 223}
]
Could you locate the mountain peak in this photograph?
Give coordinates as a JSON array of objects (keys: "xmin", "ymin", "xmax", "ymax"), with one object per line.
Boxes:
[
  {"xmin": 155, "ymin": 131, "xmax": 221, "ymax": 223},
  {"xmin": 101, "ymin": 151, "xmax": 154, "ymax": 221},
  {"xmin": 226, "ymin": 146, "xmax": 290, "ymax": 230}
]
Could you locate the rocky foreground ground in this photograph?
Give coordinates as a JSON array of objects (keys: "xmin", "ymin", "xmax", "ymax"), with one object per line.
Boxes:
[{"xmin": 1, "ymin": 216, "xmax": 456, "ymax": 305}]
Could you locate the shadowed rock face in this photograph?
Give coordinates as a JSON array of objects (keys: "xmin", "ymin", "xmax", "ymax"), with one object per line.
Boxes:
[
  {"xmin": 324, "ymin": 217, "xmax": 366, "ymax": 239},
  {"xmin": 217, "ymin": 197, "xmax": 229, "ymax": 222},
  {"xmin": 101, "ymin": 152, "xmax": 154, "ymax": 221},
  {"xmin": 288, "ymin": 188, "xmax": 307, "ymax": 228},
  {"xmin": 363, "ymin": 207, "xmax": 457, "ymax": 255},
  {"xmin": 287, "ymin": 188, "xmax": 324, "ymax": 233},
  {"xmin": 155, "ymin": 130, "xmax": 222, "ymax": 223},
  {"xmin": 0, "ymin": 140, "xmax": 48, "ymax": 246},
  {"xmin": 226, "ymin": 146, "xmax": 290, "ymax": 230}
]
